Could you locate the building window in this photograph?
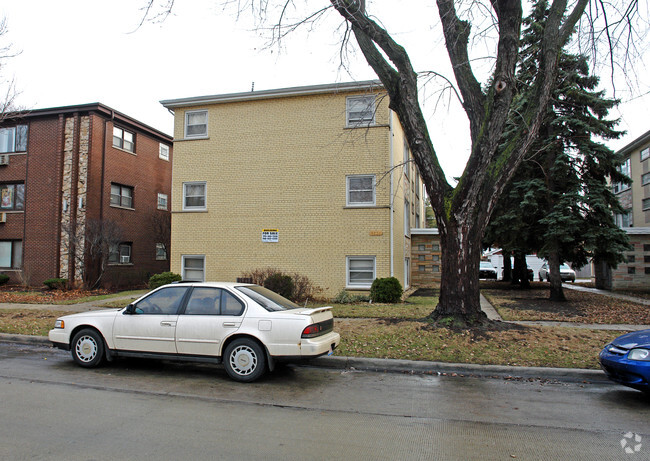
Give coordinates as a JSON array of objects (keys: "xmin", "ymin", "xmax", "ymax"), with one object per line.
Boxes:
[
  {"xmin": 185, "ymin": 110, "xmax": 208, "ymax": 138},
  {"xmin": 110, "ymin": 184, "xmax": 134, "ymax": 208},
  {"xmin": 183, "ymin": 181, "xmax": 206, "ymax": 210},
  {"xmin": 643, "ymin": 198, "xmax": 650, "ymax": 211},
  {"xmin": 628, "ymin": 266, "xmax": 636, "ymax": 275},
  {"xmin": 346, "ymin": 95, "xmax": 375, "ymax": 127},
  {"xmin": 404, "ymin": 258, "xmax": 410, "ymax": 288},
  {"xmin": 627, "ymin": 255, "xmax": 636, "ymax": 263},
  {"xmin": 645, "ymin": 267, "xmax": 650, "ymax": 275},
  {"xmin": 419, "ymin": 265, "xmax": 426, "ymax": 272},
  {"xmin": 157, "ymin": 193, "xmax": 168, "ymax": 210},
  {"xmin": 613, "ymin": 158, "xmax": 631, "ymax": 193},
  {"xmin": 159, "ymin": 143, "xmax": 170, "ymax": 161},
  {"xmin": 0, "ymin": 184, "xmax": 25, "ymax": 211},
  {"xmin": 0, "ymin": 240, "xmax": 22, "ymax": 268},
  {"xmin": 156, "ymin": 243, "xmax": 167, "ymax": 261},
  {"xmin": 183, "ymin": 255, "xmax": 205, "ymax": 282},
  {"xmin": 432, "ymin": 265, "xmax": 440, "ymax": 272},
  {"xmin": 109, "ymin": 243, "xmax": 132, "ymax": 265},
  {"xmin": 346, "ymin": 256, "xmax": 375, "ymax": 288},
  {"xmin": 615, "ymin": 209, "xmax": 633, "ymax": 228},
  {"xmin": 641, "ymin": 147, "xmax": 650, "ymax": 161},
  {"xmin": 112, "ymin": 126, "xmax": 135, "ymax": 153},
  {"xmin": 643, "ymin": 172, "xmax": 650, "ymax": 186},
  {"xmin": 418, "ymin": 244, "xmax": 425, "ymax": 251},
  {"xmin": 404, "ymin": 199, "xmax": 410, "ymax": 237},
  {"xmin": 403, "ymin": 138, "xmax": 410, "ymax": 178},
  {"xmin": 0, "ymin": 125, "xmax": 28, "ymax": 153},
  {"xmin": 346, "ymin": 175, "xmax": 375, "ymax": 206},
  {"xmin": 645, "ymin": 244, "xmax": 650, "ymax": 252},
  {"xmin": 419, "ymin": 255, "xmax": 426, "ymax": 261}
]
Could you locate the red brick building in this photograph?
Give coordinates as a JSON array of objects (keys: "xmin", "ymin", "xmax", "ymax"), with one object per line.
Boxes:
[{"xmin": 0, "ymin": 103, "xmax": 172, "ymax": 288}]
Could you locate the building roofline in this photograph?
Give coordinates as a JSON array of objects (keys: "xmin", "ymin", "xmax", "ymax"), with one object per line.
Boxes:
[
  {"xmin": 616, "ymin": 129, "xmax": 650, "ymax": 157},
  {"xmin": 160, "ymin": 80, "xmax": 384, "ymax": 109},
  {"xmin": 7, "ymin": 103, "xmax": 172, "ymax": 142}
]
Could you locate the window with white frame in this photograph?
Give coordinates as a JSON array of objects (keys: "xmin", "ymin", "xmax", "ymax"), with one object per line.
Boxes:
[
  {"xmin": 0, "ymin": 240, "xmax": 22, "ymax": 268},
  {"xmin": 110, "ymin": 183, "xmax": 134, "ymax": 208},
  {"xmin": 157, "ymin": 193, "xmax": 168, "ymax": 210},
  {"xmin": 112, "ymin": 126, "xmax": 135, "ymax": 153},
  {"xmin": 613, "ymin": 158, "xmax": 631, "ymax": 193},
  {"xmin": 643, "ymin": 198, "xmax": 650, "ymax": 211},
  {"xmin": 109, "ymin": 243, "xmax": 132, "ymax": 265},
  {"xmin": 183, "ymin": 255, "xmax": 205, "ymax": 281},
  {"xmin": 615, "ymin": 210, "xmax": 632, "ymax": 228},
  {"xmin": 183, "ymin": 181, "xmax": 206, "ymax": 210},
  {"xmin": 155, "ymin": 243, "xmax": 167, "ymax": 260},
  {"xmin": 643, "ymin": 172, "xmax": 650, "ymax": 186},
  {"xmin": 185, "ymin": 110, "xmax": 208, "ymax": 138},
  {"xmin": 404, "ymin": 199, "xmax": 410, "ymax": 236},
  {"xmin": 403, "ymin": 138, "xmax": 409, "ymax": 178},
  {"xmin": 404, "ymin": 258, "xmax": 410, "ymax": 289},
  {"xmin": 641, "ymin": 147, "xmax": 650, "ymax": 161},
  {"xmin": 0, "ymin": 126, "xmax": 28, "ymax": 153},
  {"xmin": 159, "ymin": 143, "xmax": 170, "ymax": 161},
  {"xmin": 346, "ymin": 95, "xmax": 375, "ymax": 127},
  {"xmin": 347, "ymin": 256, "xmax": 375, "ymax": 288},
  {"xmin": 346, "ymin": 175, "xmax": 375, "ymax": 206}
]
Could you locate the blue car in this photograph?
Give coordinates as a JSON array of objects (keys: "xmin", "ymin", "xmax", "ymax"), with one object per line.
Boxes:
[{"xmin": 599, "ymin": 329, "xmax": 650, "ymax": 393}]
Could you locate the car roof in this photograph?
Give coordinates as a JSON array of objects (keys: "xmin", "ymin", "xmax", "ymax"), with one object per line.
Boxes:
[{"xmin": 166, "ymin": 281, "xmax": 256, "ymax": 289}]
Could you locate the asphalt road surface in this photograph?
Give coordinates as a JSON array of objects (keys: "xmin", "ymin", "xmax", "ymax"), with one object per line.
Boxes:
[{"xmin": 1, "ymin": 342, "xmax": 649, "ymax": 460}]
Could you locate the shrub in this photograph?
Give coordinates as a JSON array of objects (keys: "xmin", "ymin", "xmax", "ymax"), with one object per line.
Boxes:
[
  {"xmin": 44, "ymin": 278, "xmax": 68, "ymax": 290},
  {"xmin": 148, "ymin": 271, "xmax": 182, "ymax": 289},
  {"xmin": 332, "ymin": 290, "xmax": 369, "ymax": 304},
  {"xmin": 0, "ymin": 274, "xmax": 9, "ymax": 286},
  {"xmin": 239, "ymin": 268, "xmax": 322, "ymax": 303},
  {"xmin": 370, "ymin": 277, "xmax": 403, "ymax": 303},
  {"xmin": 263, "ymin": 273, "xmax": 294, "ymax": 299}
]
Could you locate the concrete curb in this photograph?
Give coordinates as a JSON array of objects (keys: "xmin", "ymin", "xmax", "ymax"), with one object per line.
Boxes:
[
  {"xmin": 308, "ymin": 356, "xmax": 608, "ymax": 383},
  {"xmin": 0, "ymin": 333, "xmax": 607, "ymax": 384}
]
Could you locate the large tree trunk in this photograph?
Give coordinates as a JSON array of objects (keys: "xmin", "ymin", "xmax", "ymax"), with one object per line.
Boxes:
[
  {"xmin": 431, "ymin": 219, "xmax": 488, "ymax": 325},
  {"xmin": 547, "ymin": 248, "xmax": 566, "ymax": 301},
  {"xmin": 512, "ymin": 252, "xmax": 530, "ymax": 288}
]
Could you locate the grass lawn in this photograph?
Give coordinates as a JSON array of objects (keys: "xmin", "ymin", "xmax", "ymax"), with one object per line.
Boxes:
[{"xmin": 0, "ymin": 283, "xmax": 645, "ymax": 370}]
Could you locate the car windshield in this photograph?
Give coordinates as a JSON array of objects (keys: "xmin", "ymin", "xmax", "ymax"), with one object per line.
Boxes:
[
  {"xmin": 560, "ymin": 264, "xmax": 572, "ymax": 270},
  {"xmin": 480, "ymin": 262, "xmax": 493, "ymax": 269},
  {"xmin": 235, "ymin": 285, "xmax": 300, "ymax": 312}
]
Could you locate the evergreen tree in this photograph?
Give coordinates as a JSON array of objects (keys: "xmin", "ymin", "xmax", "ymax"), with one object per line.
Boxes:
[{"xmin": 484, "ymin": 0, "xmax": 630, "ymax": 300}]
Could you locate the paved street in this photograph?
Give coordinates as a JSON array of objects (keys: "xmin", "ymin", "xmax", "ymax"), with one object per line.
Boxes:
[{"xmin": 1, "ymin": 342, "xmax": 648, "ymax": 460}]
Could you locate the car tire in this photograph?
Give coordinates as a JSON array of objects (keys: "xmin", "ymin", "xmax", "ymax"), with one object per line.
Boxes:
[
  {"xmin": 223, "ymin": 338, "xmax": 267, "ymax": 382},
  {"xmin": 71, "ymin": 329, "xmax": 105, "ymax": 368}
]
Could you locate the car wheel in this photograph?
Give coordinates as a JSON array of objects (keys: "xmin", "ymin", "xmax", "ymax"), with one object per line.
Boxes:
[
  {"xmin": 71, "ymin": 329, "xmax": 105, "ymax": 368},
  {"xmin": 223, "ymin": 338, "xmax": 266, "ymax": 382}
]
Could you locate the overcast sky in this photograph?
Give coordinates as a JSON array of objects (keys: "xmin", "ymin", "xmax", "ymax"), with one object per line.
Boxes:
[{"xmin": 1, "ymin": 0, "xmax": 648, "ymax": 180}]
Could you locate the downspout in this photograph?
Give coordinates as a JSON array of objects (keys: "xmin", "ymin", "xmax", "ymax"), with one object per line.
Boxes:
[{"xmin": 389, "ymin": 112, "xmax": 394, "ymax": 277}]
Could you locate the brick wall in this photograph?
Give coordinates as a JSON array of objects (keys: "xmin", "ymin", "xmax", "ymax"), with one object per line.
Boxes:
[
  {"xmin": 612, "ymin": 229, "xmax": 650, "ymax": 290},
  {"xmin": 410, "ymin": 231, "xmax": 442, "ymax": 287}
]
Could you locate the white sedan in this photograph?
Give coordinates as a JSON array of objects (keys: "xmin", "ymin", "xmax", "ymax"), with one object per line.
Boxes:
[{"xmin": 49, "ymin": 282, "xmax": 340, "ymax": 382}]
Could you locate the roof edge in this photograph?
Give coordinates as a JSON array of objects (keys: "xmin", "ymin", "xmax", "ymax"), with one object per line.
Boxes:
[
  {"xmin": 616, "ymin": 129, "xmax": 650, "ymax": 157},
  {"xmin": 160, "ymin": 80, "xmax": 384, "ymax": 109}
]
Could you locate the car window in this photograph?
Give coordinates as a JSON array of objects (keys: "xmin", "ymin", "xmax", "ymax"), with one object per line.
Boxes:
[
  {"xmin": 135, "ymin": 286, "xmax": 189, "ymax": 315},
  {"xmin": 222, "ymin": 290, "xmax": 245, "ymax": 316},
  {"xmin": 236, "ymin": 285, "xmax": 299, "ymax": 312},
  {"xmin": 185, "ymin": 287, "xmax": 221, "ymax": 315}
]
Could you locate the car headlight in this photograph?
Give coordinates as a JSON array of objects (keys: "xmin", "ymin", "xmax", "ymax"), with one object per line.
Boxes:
[
  {"xmin": 628, "ymin": 348, "xmax": 650, "ymax": 361},
  {"xmin": 54, "ymin": 320, "xmax": 65, "ymax": 329}
]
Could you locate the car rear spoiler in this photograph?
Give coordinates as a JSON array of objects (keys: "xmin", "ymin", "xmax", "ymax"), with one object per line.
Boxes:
[{"xmin": 295, "ymin": 306, "xmax": 333, "ymax": 315}]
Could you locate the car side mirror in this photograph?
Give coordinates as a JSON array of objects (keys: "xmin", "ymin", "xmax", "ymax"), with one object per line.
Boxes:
[{"xmin": 124, "ymin": 304, "xmax": 135, "ymax": 315}]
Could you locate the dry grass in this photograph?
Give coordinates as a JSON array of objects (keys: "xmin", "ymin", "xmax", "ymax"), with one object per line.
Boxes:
[{"xmin": 0, "ymin": 309, "xmax": 76, "ymax": 336}]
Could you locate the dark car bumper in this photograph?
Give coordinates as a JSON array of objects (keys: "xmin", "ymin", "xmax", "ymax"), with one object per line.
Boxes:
[
  {"xmin": 599, "ymin": 350, "xmax": 650, "ymax": 392},
  {"xmin": 479, "ymin": 270, "xmax": 497, "ymax": 280}
]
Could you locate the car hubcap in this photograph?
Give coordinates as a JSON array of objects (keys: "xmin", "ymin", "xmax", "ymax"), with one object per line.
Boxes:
[
  {"xmin": 230, "ymin": 345, "xmax": 257, "ymax": 375},
  {"xmin": 76, "ymin": 336, "xmax": 97, "ymax": 362}
]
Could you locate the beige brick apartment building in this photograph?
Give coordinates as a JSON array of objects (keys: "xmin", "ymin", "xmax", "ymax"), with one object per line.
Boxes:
[{"xmin": 161, "ymin": 81, "xmax": 427, "ymax": 296}]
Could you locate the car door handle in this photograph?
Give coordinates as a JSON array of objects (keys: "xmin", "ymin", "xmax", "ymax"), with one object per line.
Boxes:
[
  {"xmin": 160, "ymin": 321, "xmax": 176, "ymax": 327},
  {"xmin": 222, "ymin": 322, "xmax": 237, "ymax": 328}
]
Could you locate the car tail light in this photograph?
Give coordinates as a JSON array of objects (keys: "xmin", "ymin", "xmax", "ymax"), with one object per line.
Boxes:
[{"xmin": 301, "ymin": 319, "xmax": 334, "ymax": 338}]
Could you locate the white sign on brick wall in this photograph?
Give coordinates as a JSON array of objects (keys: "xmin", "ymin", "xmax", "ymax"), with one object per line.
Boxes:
[{"xmin": 262, "ymin": 229, "xmax": 279, "ymax": 243}]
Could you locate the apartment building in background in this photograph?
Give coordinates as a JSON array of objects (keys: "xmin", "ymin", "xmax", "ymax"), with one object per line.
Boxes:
[
  {"xmin": 161, "ymin": 81, "xmax": 427, "ymax": 297},
  {"xmin": 0, "ymin": 103, "xmax": 173, "ymax": 288},
  {"xmin": 609, "ymin": 129, "xmax": 650, "ymax": 290}
]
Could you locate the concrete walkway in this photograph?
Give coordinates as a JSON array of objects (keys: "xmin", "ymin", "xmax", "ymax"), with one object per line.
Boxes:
[{"xmin": 564, "ymin": 282, "xmax": 650, "ymax": 305}]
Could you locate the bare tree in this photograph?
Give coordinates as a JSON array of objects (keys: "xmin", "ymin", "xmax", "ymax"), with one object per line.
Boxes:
[
  {"xmin": 0, "ymin": 18, "xmax": 21, "ymax": 121},
  {"xmin": 61, "ymin": 218, "xmax": 124, "ymax": 289},
  {"xmin": 141, "ymin": 0, "xmax": 643, "ymax": 325},
  {"xmin": 148, "ymin": 211, "xmax": 171, "ymax": 259}
]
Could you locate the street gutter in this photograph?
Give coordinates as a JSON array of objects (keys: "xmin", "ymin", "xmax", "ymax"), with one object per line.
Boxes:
[{"xmin": 1, "ymin": 332, "xmax": 609, "ymax": 384}]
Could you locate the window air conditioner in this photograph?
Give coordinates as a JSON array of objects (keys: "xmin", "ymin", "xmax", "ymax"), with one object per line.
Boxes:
[
  {"xmin": 0, "ymin": 155, "xmax": 9, "ymax": 166},
  {"xmin": 120, "ymin": 255, "xmax": 130, "ymax": 264}
]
